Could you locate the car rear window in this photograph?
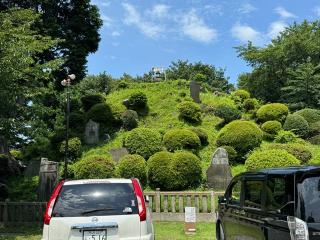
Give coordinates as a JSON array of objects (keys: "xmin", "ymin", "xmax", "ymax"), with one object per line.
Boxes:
[{"xmin": 52, "ymin": 183, "xmax": 139, "ymax": 217}]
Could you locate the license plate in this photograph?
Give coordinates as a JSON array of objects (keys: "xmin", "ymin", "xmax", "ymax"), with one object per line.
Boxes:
[{"xmin": 83, "ymin": 230, "xmax": 106, "ymax": 240}]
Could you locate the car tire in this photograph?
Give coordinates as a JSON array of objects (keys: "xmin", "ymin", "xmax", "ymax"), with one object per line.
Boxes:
[{"xmin": 216, "ymin": 222, "xmax": 225, "ymax": 240}]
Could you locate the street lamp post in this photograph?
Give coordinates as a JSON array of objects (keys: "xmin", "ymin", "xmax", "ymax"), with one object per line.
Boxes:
[{"xmin": 61, "ymin": 74, "xmax": 76, "ymax": 179}]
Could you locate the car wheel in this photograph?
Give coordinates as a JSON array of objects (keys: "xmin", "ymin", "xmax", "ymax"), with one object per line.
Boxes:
[{"xmin": 216, "ymin": 222, "xmax": 225, "ymax": 240}]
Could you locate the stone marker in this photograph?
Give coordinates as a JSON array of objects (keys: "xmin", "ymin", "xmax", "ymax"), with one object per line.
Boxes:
[
  {"xmin": 190, "ymin": 81, "xmax": 201, "ymax": 103},
  {"xmin": 38, "ymin": 158, "xmax": 58, "ymax": 202},
  {"xmin": 109, "ymin": 148, "xmax": 129, "ymax": 162},
  {"xmin": 206, "ymin": 147, "xmax": 232, "ymax": 190},
  {"xmin": 85, "ymin": 119, "xmax": 100, "ymax": 145},
  {"xmin": 185, "ymin": 207, "xmax": 196, "ymax": 234}
]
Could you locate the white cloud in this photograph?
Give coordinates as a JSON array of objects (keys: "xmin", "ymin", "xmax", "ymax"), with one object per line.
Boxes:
[
  {"xmin": 122, "ymin": 3, "xmax": 163, "ymax": 38},
  {"xmin": 314, "ymin": 6, "xmax": 320, "ymax": 16},
  {"xmin": 111, "ymin": 31, "xmax": 121, "ymax": 37},
  {"xmin": 267, "ymin": 21, "xmax": 287, "ymax": 38},
  {"xmin": 147, "ymin": 4, "xmax": 170, "ymax": 19},
  {"xmin": 275, "ymin": 7, "xmax": 296, "ymax": 18},
  {"xmin": 180, "ymin": 9, "xmax": 218, "ymax": 43},
  {"xmin": 239, "ymin": 3, "xmax": 257, "ymax": 14},
  {"xmin": 231, "ymin": 23, "xmax": 263, "ymax": 44},
  {"xmin": 203, "ymin": 4, "xmax": 223, "ymax": 16},
  {"xmin": 101, "ymin": 1, "xmax": 110, "ymax": 7},
  {"xmin": 101, "ymin": 14, "xmax": 113, "ymax": 28}
]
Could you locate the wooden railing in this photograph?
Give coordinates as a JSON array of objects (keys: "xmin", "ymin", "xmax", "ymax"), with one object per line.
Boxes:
[{"xmin": 0, "ymin": 191, "xmax": 225, "ymax": 226}]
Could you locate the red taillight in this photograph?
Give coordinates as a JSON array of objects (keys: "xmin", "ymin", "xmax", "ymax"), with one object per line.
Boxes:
[
  {"xmin": 132, "ymin": 178, "xmax": 146, "ymax": 222},
  {"xmin": 44, "ymin": 180, "xmax": 64, "ymax": 225}
]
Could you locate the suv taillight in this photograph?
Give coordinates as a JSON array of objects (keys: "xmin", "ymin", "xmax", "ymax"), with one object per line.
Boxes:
[
  {"xmin": 44, "ymin": 180, "xmax": 65, "ymax": 225},
  {"xmin": 132, "ymin": 178, "xmax": 146, "ymax": 221}
]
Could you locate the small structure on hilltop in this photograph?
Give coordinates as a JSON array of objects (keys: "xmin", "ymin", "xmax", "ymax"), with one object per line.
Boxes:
[
  {"xmin": 85, "ymin": 119, "xmax": 100, "ymax": 145},
  {"xmin": 206, "ymin": 147, "xmax": 232, "ymax": 190},
  {"xmin": 151, "ymin": 67, "xmax": 167, "ymax": 81}
]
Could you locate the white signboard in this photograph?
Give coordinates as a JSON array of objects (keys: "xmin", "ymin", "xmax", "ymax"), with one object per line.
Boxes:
[{"xmin": 185, "ymin": 207, "xmax": 196, "ymax": 223}]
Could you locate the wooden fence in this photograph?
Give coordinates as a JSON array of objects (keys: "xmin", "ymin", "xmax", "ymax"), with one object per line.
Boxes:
[{"xmin": 0, "ymin": 191, "xmax": 224, "ymax": 226}]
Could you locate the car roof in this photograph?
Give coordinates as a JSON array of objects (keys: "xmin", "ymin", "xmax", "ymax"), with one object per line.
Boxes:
[
  {"xmin": 239, "ymin": 166, "xmax": 320, "ymax": 177},
  {"xmin": 64, "ymin": 178, "xmax": 133, "ymax": 185}
]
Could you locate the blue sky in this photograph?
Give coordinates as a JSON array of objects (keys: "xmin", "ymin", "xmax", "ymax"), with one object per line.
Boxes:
[{"xmin": 87, "ymin": 0, "xmax": 320, "ymax": 84}]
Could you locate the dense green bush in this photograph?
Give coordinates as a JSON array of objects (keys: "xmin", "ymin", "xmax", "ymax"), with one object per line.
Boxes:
[
  {"xmin": 178, "ymin": 101, "xmax": 202, "ymax": 123},
  {"xmin": 171, "ymin": 151, "xmax": 202, "ymax": 190},
  {"xmin": 73, "ymin": 155, "xmax": 115, "ymax": 179},
  {"xmin": 232, "ymin": 89, "xmax": 250, "ymax": 101},
  {"xmin": 216, "ymin": 120, "xmax": 263, "ymax": 158},
  {"xmin": 81, "ymin": 94, "xmax": 106, "ymax": 112},
  {"xmin": 265, "ymin": 143, "xmax": 312, "ymax": 164},
  {"xmin": 163, "ymin": 129, "xmax": 201, "ymax": 152},
  {"xmin": 59, "ymin": 137, "xmax": 82, "ymax": 161},
  {"xmin": 126, "ymin": 92, "xmax": 148, "ymax": 111},
  {"xmin": 256, "ymin": 103, "xmax": 289, "ymax": 123},
  {"xmin": 147, "ymin": 151, "xmax": 202, "ymax": 190},
  {"xmin": 7, "ymin": 176, "xmax": 39, "ymax": 201},
  {"xmin": 220, "ymin": 146, "xmax": 238, "ymax": 165},
  {"xmin": 245, "ymin": 149, "xmax": 300, "ymax": 171},
  {"xmin": 86, "ymin": 103, "xmax": 115, "ymax": 126},
  {"xmin": 274, "ymin": 130, "xmax": 298, "ymax": 143},
  {"xmin": 283, "ymin": 114, "xmax": 310, "ymax": 138},
  {"xmin": 124, "ymin": 128, "xmax": 162, "ymax": 159},
  {"xmin": 295, "ymin": 108, "xmax": 320, "ymax": 136},
  {"xmin": 147, "ymin": 151, "xmax": 174, "ymax": 190},
  {"xmin": 261, "ymin": 120, "xmax": 282, "ymax": 140},
  {"xmin": 190, "ymin": 128, "xmax": 209, "ymax": 146},
  {"xmin": 117, "ymin": 154, "xmax": 147, "ymax": 185},
  {"xmin": 212, "ymin": 105, "xmax": 241, "ymax": 124},
  {"xmin": 309, "ymin": 135, "xmax": 320, "ymax": 145},
  {"xmin": 121, "ymin": 110, "xmax": 138, "ymax": 130},
  {"xmin": 243, "ymin": 98, "xmax": 259, "ymax": 112}
]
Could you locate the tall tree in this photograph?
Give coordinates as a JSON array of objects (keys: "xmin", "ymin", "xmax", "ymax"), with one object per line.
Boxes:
[
  {"xmin": 0, "ymin": 9, "xmax": 62, "ymax": 146},
  {"xmin": 0, "ymin": 0, "xmax": 103, "ymax": 85}
]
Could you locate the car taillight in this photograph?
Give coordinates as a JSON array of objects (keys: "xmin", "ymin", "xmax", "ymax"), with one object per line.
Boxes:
[
  {"xmin": 132, "ymin": 178, "xmax": 146, "ymax": 222},
  {"xmin": 44, "ymin": 180, "xmax": 65, "ymax": 225}
]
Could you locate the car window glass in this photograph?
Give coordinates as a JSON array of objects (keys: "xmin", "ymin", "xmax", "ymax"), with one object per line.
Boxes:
[
  {"xmin": 266, "ymin": 176, "xmax": 294, "ymax": 214},
  {"xmin": 244, "ymin": 180, "xmax": 263, "ymax": 209},
  {"xmin": 52, "ymin": 183, "xmax": 138, "ymax": 217},
  {"xmin": 228, "ymin": 180, "xmax": 241, "ymax": 206}
]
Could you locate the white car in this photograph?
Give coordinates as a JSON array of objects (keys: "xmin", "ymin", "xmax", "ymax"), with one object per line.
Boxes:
[{"xmin": 42, "ymin": 178, "xmax": 154, "ymax": 240}]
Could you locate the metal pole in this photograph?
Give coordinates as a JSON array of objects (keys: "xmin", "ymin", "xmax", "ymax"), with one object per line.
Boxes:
[{"xmin": 64, "ymin": 81, "xmax": 70, "ymax": 179}]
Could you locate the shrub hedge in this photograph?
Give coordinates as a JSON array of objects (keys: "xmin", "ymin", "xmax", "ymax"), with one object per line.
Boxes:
[
  {"xmin": 274, "ymin": 130, "xmax": 298, "ymax": 144},
  {"xmin": 213, "ymin": 105, "xmax": 241, "ymax": 124},
  {"xmin": 261, "ymin": 121, "xmax": 282, "ymax": 135},
  {"xmin": 283, "ymin": 114, "xmax": 309, "ymax": 138},
  {"xmin": 256, "ymin": 103, "xmax": 289, "ymax": 123},
  {"xmin": 232, "ymin": 89, "xmax": 250, "ymax": 101},
  {"xmin": 121, "ymin": 110, "xmax": 138, "ymax": 130},
  {"xmin": 245, "ymin": 149, "xmax": 300, "ymax": 171},
  {"xmin": 190, "ymin": 128, "xmax": 209, "ymax": 146},
  {"xmin": 178, "ymin": 101, "xmax": 202, "ymax": 123},
  {"xmin": 124, "ymin": 128, "xmax": 162, "ymax": 159},
  {"xmin": 295, "ymin": 108, "xmax": 320, "ymax": 124},
  {"xmin": 59, "ymin": 137, "xmax": 82, "ymax": 161},
  {"xmin": 126, "ymin": 92, "xmax": 148, "ymax": 111},
  {"xmin": 117, "ymin": 154, "xmax": 147, "ymax": 185},
  {"xmin": 81, "ymin": 94, "xmax": 106, "ymax": 112},
  {"xmin": 163, "ymin": 129, "xmax": 201, "ymax": 152},
  {"xmin": 86, "ymin": 103, "xmax": 115, "ymax": 126},
  {"xmin": 73, "ymin": 155, "xmax": 115, "ymax": 179},
  {"xmin": 243, "ymin": 98, "xmax": 259, "ymax": 112},
  {"xmin": 216, "ymin": 120, "xmax": 263, "ymax": 158}
]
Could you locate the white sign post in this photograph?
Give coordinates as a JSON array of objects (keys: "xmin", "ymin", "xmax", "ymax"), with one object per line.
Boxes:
[{"xmin": 185, "ymin": 207, "xmax": 196, "ymax": 234}]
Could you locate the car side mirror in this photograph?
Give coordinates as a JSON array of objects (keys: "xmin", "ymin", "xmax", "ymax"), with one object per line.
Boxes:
[{"xmin": 218, "ymin": 195, "xmax": 227, "ymax": 204}]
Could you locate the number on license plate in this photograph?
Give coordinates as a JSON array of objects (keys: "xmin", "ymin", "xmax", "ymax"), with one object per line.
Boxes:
[{"xmin": 83, "ymin": 230, "xmax": 106, "ymax": 240}]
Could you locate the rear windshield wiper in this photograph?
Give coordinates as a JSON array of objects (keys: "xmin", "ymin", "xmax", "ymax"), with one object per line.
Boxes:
[{"xmin": 81, "ymin": 208, "xmax": 116, "ymax": 215}]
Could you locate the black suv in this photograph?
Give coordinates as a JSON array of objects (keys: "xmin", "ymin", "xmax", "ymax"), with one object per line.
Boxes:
[{"xmin": 216, "ymin": 166, "xmax": 320, "ymax": 240}]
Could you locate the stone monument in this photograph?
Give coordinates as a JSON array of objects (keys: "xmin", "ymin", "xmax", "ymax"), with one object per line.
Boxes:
[
  {"xmin": 190, "ymin": 81, "xmax": 201, "ymax": 103},
  {"xmin": 85, "ymin": 120, "xmax": 100, "ymax": 145},
  {"xmin": 206, "ymin": 148, "xmax": 232, "ymax": 190},
  {"xmin": 109, "ymin": 148, "xmax": 129, "ymax": 162},
  {"xmin": 38, "ymin": 158, "xmax": 58, "ymax": 201}
]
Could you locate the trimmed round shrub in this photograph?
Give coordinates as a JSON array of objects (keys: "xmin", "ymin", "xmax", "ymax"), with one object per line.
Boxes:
[
  {"xmin": 274, "ymin": 130, "xmax": 298, "ymax": 144},
  {"xmin": 117, "ymin": 154, "xmax": 147, "ymax": 185},
  {"xmin": 256, "ymin": 103, "xmax": 289, "ymax": 123},
  {"xmin": 216, "ymin": 120, "xmax": 263, "ymax": 158},
  {"xmin": 163, "ymin": 129, "xmax": 201, "ymax": 152},
  {"xmin": 261, "ymin": 121, "xmax": 282, "ymax": 135},
  {"xmin": 233, "ymin": 89, "xmax": 250, "ymax": 101},
  {"xmin": 124, "ymin": 128, "xmax": 162, "ymax": 159},
  {"xmin": 126, "ymin": 92, "xmax": 148, "ymax": 110},
  {"xmin": 121, "ymin": 110, "xmax": 138, "ymax": 130},
  {"xmin": 190, "ymin": 128, "xmax": 209, "ymax": 146},
  {"xmin": 295, "ymin": 108, "xmax": 320, "ymax": 124},
  {"xmin": 265, "ymin": 143, "xmax": 312, "ymax": 164},
  {"xmin": 220, "ymin": 146, "xmax": 238, "ymax": 165},
  {"xmin": 283, "ymin": 114, "xmax": 309, "ymax": 138},
  {"xmin": 171, "ymin": 152, "xmax": 202, "ymax": 190},
  {"xmin": 86, "ymin": 103, "xmax": 115, "ymax": 126},
  {"xmin": 73, "ymin": 155, "xmax": 115, "ymax": 179},
  {"xmin": 147, "ymin": 151, "xmax": 174, "ymax": 190},
  {"xmin": 178, "ymin": 101, "xmax": 202, "ymax": 123},
  {"xmin": 245, "ymin": 149, "xmax": 300, "ymax": 171},
  {"xmin": 212, "ymin": 105, "xmax": 241, "ymax": 124},
  {"xmin": 59, "ymin": 137, "xmax": 82, "ymax": 161},
  {"xmin": 81, "ymin": 94, "xmax": 106, "ymax": 112},
  {"xmin": 243, "ymin": 98, "xmax": 259, "ymax": 112}
]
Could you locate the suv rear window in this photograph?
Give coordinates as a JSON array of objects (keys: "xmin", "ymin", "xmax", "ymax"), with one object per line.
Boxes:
[{"xmin": 52, "ymin": 183, "xmax": 139, "ymax": 217}]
